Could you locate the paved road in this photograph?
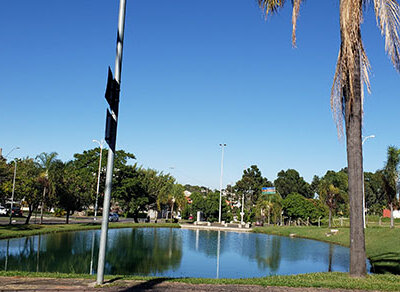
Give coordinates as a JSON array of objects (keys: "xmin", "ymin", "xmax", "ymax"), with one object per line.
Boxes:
[
  {"xmin": 0, "ymin": 277, "xmax": 377, "ymax": 292},
  {"xmin": 0, "ymin": 215, "xmax": 134, "ymax": 225}
]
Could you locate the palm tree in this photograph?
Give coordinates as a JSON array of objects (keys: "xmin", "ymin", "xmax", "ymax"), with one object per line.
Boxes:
[
  {"xmin": 258, "ymin": 0, "xmax": 400, "ymax": 277},
  {"xmin": 36, "ymin": 152, "xmax": 58, "ymax": 224},
  {"xmin": 318, "ymin": 180, "xmax": 341, "ymax": 228},
  {"xmin": 382, "ymin": 146, "xmax": 400, "ymax": 228}
]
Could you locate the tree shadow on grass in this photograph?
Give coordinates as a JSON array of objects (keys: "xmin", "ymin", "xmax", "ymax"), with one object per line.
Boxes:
[
  {"xmin": 119, "ymin": 278, "xmax": 173, "ymax": 291},
  {"xmin": 369, "ymin": 252, "xmax": 400, "ymax": 275}
]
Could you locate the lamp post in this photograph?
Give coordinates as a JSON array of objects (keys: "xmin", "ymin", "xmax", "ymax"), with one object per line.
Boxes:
[
  {"xmin": 92, "ymin": 139, "xmax": 105, "ymax": 221},
  {"xmin": 240, "ymin": 192, "xmax": 244, "ymax": 225},
  {"xmin": 362, "ymin": 135, "xmax": 375, "ymax": 229},
  {"xmin": 5, "ymin": 147, "xmax": 20, "ymax": 225},
  {"xmin": 218, "ymin": 144, "xmax": 226, "ymax": 223}
]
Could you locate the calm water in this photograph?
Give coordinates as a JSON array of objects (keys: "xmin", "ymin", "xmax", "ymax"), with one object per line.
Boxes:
[{"xmin": 0, "ymin": 228, "xmax": 369, "ymax": 278}]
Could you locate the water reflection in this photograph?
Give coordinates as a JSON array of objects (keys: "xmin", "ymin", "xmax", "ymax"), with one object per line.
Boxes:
[{"xmin": 0, "ymin": 228, "xmax": 366, "ymax": 278}]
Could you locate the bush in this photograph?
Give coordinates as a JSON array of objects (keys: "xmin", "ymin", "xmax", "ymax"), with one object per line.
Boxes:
[
  {"xmin": 282, "ymin": 193, "xmax": 327, "ymax": 222},
  {"xmin": 54, "ymin": 208, "xmax": 66, "ymax": 217}
]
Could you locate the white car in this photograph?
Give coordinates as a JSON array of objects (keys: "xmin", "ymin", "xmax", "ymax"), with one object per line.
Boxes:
[{"xmin": 0, "ymin": 206, "xmax": 7, "ymax": 216}]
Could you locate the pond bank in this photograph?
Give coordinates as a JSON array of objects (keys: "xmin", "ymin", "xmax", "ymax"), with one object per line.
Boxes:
[{"xmin": 180, "ymin": 223, "xmax": 251, "ymax": 232}]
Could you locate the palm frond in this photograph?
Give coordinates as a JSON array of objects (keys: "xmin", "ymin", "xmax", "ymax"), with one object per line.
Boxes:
[
  {"xmin": 330, "ymin": 1, "xmax": 369, "ymax": 138},
  {"xmin": 258, "ymin": 0, "xmax": 285, "ymax": 17},
  {"xmin": 374, "ymin": 0, "xmax": 400, "ymax": 71}
]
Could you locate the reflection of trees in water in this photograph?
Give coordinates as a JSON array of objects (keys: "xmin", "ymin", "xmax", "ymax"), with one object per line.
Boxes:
[
  {"xmin": 0, "ymin": 228, "xmax": 183, "ymax": 275},
  {"xmin": 186, "ymin": 230, "xmax": 282, "ymax": 272},
  {"xmin": 186, "ymin": 230, "xmax": 227, "ymax": 257},
  {"xmin": 105, "ymin": 228, "xmax": 183, "ymax": 275},
  {"xmin": 0, "ymin": 232, "xmax": 94, "ymax": 274},
  {"xmin": 253, "ymin": 235, "xmax": 282, "ymax": 271}
]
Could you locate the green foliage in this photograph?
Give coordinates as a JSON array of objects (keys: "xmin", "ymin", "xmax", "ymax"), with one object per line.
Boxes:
[
  {"xmin": 0, "ymin": 158, "xmax": 12, "ymax": 204},
  {"xmin": 282, "ymin": 193, "xmax": 327, "ymax": 222},
  {"xmin": 53, "ymin": 208, "xmax": 66, "ymax": 217},
  {"xmin": 234, "ymin": 165, "xmax": 272, "ymax": 208},
  {"xmin": 53, "ymin": 161, "xmax": 92, "ymax": 223},
  {"xmin": 364, "ymin": 171, "xmax": 386, "ymax": 214},
  {"xmin": 382, "ymin": 146, "xmax": 400, "ymax": 206},
  {"xmin": 274, "ymin": 169, "xmax": 312, "ymax": 199},
  {"xmin": 189, "ymin": 191, "xmax": 231, "ymax": 222}
]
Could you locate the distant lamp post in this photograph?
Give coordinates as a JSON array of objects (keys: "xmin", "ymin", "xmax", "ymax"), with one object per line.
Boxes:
[
  {"xmin": 218, "ymin": 143, "xmax": 226, "ymax": 223},
  {"xmin": 240, "ymin": 193, "xmax": 245, "ymax": 225},
  {"xmin": 362, "ymin": 135, "xmax": 375, "ymax": 229},
  {"xmin": 92, "ymin": 139, "xmax": 105, "ymax": 221},
  {"xmin": 5, "ymin": 147, "xmax": 20, "ymax": 225}
]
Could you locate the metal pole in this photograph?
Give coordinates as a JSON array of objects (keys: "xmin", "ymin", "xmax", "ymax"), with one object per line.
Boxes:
[
  {"xmin": 241, "ymin": 193, "xmax": 244, "ymax": 225},
  {"xmin": 362, "ymin": 135, "xmax": 375, "ymax": 229},
  {"xmin": 93, "ymin": 140, "xmax": 104, "ymax": 221},
  {"xmin": 218, "ymin": 144, "xmax": 226, "ymax": 223},
  {"xmin": 9, "ymin": 160, "xmax": 17, "ymax": 225},
  {"xmin": 96, "ymin": 0, "xmax": 126, "ymax": 285}
]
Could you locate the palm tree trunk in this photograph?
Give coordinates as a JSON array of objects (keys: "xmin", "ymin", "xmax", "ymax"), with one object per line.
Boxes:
[
  {"xmin": 390, "ymin": 202, "xmax": 394, "ymax": 229},
  {"xmin": 329, "ymin": 208, "xmax": 332, "ymax": 228},
  {"xmin": 344, "ymin": 48, "xmax": 366, "ymax": 277},
  {"xmin": 40, "ymin": 187, "xmax": 46, "ymax": 225}
]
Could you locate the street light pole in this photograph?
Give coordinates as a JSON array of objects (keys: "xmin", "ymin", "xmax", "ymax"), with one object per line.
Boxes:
[
  {"xmin": 240, "ymin": 193, "xmax": 244, "ymax": 225},
  {"xmin": 92, "ymin": 139, "xmax": 104, "ymax": 221},
  {"xmin": 9, "ymin": 160, "xmax": 17, "ymax": 225},
  {"xmin": 97, "ymin": 0, "xmax": 127, "ymax": 285},
  {"xmin": 218, "ymin": 143, "xmax": 226, "ymax": 223},
  {"xmin": 362, "ymin": 135, "xmax": 375, "ymax": 229},
  {"xmin": 5, "ymin": 147, "xmax": 20, "ymax": 225}
]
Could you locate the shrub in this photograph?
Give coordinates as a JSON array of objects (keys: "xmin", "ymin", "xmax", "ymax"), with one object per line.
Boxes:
[{"xmin": 282, "ymin": 193, "xmax": 327, "ymax": 222}]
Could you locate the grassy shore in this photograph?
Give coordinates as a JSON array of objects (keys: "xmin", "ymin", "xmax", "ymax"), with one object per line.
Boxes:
[
  {"xmin": 0, "ymin": 271, "xmax": 399, "ymax": 291},
  {"xmin": 0, "ymin": 222, "xmax": 180, "ymax": 240},
  {"xmin": 253, "ymin": 226, "xmax": 400, "ymax": 274}
]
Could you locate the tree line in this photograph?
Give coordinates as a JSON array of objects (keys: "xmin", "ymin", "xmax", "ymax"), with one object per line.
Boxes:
[{"xmin": 0, "ymin": 146, "xmax": 398, "ymax": 227}]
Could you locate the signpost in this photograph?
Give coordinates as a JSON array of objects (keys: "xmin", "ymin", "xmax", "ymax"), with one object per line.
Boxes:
[{"xmin": 96, "ymin": 0, "xmax": 127, "ymax": 285}]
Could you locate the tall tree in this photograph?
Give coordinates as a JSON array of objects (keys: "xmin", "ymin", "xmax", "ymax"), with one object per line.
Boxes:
[
  {"xmin": 258, "ymin": 0, "xmax": 400, "ymax": 276},
  {"xmin": 53, "ymin": 161, "xmax": 92, "ymax": 224},
  {"xmin": 17, "ymin": 158, "xmax": 42, "ymax": 224},
  {"xmin": 382, "ymin": 146, "xmax": 400, "ymax": 228},
  {"xmin": 274, "ymin": 169, "xmax": 311, "ymax": 199},
  {"xmin": 234, "ymin": 165, "xmax": 272, "ymax": 207},
  {"xmin": 318, "ymin": 180, "xmax": 341, "ymax": 228},
  {"xmin": 36, "ymin": 152, "xmax": 59, "ymax": 224}
]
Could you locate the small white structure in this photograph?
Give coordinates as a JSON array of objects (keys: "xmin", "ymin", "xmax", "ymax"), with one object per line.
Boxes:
[{"xmin": 393, "ymin": 210, "xmax": 400, "ymax": 219}]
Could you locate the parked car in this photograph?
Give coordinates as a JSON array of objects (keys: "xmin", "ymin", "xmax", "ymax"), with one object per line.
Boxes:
[
  {"xmin": 108, "ymin": 212, "xmax": 119, "ymax": 222},
  {"xmin": 0, "ymin": 206, "xmax": 7, "ymax": 216},
  {"xmin": 11, "ymin": 206, "xmax": 23, "ymax": 217}
]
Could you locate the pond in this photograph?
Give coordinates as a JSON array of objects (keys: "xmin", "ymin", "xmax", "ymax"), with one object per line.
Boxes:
[{"xmin": 0, "ymin": 227, "xmax": 370, "ymax": 278}]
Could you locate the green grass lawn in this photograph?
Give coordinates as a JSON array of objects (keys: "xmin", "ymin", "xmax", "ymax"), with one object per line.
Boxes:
[
  {"xmin": 0, "ymin": 271, "xmax": 399, "ymax": 291},
  {"xmin": 253, "ymin": 225, "xmax": 400, "ymax": 274}
]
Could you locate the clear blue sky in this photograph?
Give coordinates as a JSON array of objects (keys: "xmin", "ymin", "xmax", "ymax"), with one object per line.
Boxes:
[{"xmin": 1, "ymin": 1, "xmax": 399, "ymax": 190}]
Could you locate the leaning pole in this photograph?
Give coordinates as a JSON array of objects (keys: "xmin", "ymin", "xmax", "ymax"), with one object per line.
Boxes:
[{"xmin": 96, "ymin": 0, "xmax": 126, "ymax": 285}]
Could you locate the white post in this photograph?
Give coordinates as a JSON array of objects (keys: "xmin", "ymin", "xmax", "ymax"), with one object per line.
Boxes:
[
  {"xmin": 218, "ymin": 144, "xmax": 226, "ymax": 223},
  {"xmin": 97, "ymin": 0, "xmax": 127, "ymax": 285},
  {"xmin": 93, "ymin": 139, "xmax": 104, "ymax": 221}
]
